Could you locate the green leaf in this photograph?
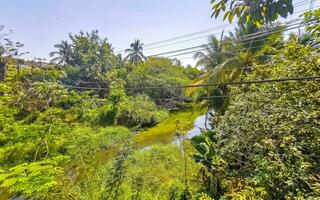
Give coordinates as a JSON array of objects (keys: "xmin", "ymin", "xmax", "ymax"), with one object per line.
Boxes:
[
  {"xmin": 221, "ymin": 2, "xmax": 226, "ymax": 11},
  {"xmin": 224, "ymin": 11, "xmax": 230, "ymax": 21},
  {"xmin": 215, "ymin": 9, "xmax": 221, "ymax": 18},
  {"xmin": 228, "ymin": 12, "xmax": 235, "ymax": 23}
]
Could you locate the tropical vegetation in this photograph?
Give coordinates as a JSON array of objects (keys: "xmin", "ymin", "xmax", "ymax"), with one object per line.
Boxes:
[{"xmin": 0, "ymin": 2, "xmax": 319, "ymax": 200}]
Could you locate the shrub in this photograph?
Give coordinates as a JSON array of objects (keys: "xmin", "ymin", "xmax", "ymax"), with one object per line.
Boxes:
[
  {"xmin": 94, "ymin": 104, "xmax": 117, "ymax": 126},
  {"xmin": 117, "ymin": 94, "xmax": 168, "ymax": 128}
]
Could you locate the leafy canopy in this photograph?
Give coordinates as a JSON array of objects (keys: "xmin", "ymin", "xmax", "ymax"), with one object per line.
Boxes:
[{"xmin": 211, "ymin": 0, "xmax": 294, "ymax": 26}]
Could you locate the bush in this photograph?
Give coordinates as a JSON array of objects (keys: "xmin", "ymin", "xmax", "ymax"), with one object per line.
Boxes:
[
  {"xmin": 93, "ymin": 104, "xmax": 117, "ymax": 126},
  {"xmin": 63, "ymin": 126, "xmax": 131, "ymax": 158},
  {"xmin": 117, "ymin": 94, "xmax": 168, "ymax": 128},
  {"xmin": 205, "ymin": 41, "xmax": 320, "ymax": 199},
  {"xmin": 126, "ymin": 57, "xmax": 201, "ymax": 109},
  {"xmin": 152, "ymin": 110, "xmax": 169, "ymax": 125}
]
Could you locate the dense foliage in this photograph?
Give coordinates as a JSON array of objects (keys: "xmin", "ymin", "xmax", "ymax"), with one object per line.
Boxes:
[
  {"xmin": 210, "ymin": 0, "xmax": 294, "ymax": 26},
  {"xmin": 189, "ymin": 8, "xmax": 320, "ymax": 200},
  {"xmin": 127, "ymin": 57, "xmax": 201, "ymax": 109},
  {"xmin": 0, "ymin": 3, "xmax": 319, "ymax": 200},
  {"xmin": 0, "ymin": 24, "xmax": 202, "ymax": 199},
  {"xmin": 192, "ymin": 40, "xmax": 320, "ymax": 199}
]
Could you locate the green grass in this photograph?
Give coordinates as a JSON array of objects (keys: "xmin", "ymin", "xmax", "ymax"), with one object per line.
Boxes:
[
  {"xmin": 134, "ymin": 111, "xmax": 201, "ymax": 148},
  {"xmin": 66, "ymin": 110, "xmax": 201, "ymax": 184}
]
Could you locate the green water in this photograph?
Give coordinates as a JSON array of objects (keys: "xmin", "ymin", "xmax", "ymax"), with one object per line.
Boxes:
[{"xmin": 135, "ymin": 111, "xmax": 201, "ymax": 148}]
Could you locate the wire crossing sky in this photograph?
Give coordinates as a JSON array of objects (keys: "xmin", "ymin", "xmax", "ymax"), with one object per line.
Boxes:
[{"xmin": 1, "ymin": 0, "xmax": 319, "ymax": 66}]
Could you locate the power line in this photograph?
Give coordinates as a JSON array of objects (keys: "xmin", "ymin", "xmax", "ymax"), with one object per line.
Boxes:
[
  {"xmin": 142, "ymin": 28, "xmax": 234, "ymax": 52},
  {"xmin": 114, "ymin": 23, "xmax": 235, "ymax": 54},
  {"xmin": 69, "ymin": 62, "xmax": 287, "ymax": 85},
  {"xmin": 93, "ymin": 95, "xmax": 234, "ymax": 103},
  {"xmin": 128, "ymin": 76, "xmax": 320, "ymax": 90},
  {"xmin": 156, "ymin": 32, "xmax": 292, "ymax": 60},
  {"xmin": 66, "ymin": 76, "xmax": 320, "ymax": 103},
  {"xmin": 61, "ymin": 75, "xmax": 320, "ymax": 91},
  {"xmin": 124, "ymin": 11, "xmax": 315, "ymax": 61},
  {"xmin": 62, "ymin": 60, "xmax": 276, "ymax": 85},
  {"xmin": 116, "ymin": 23, "xmax": 235, "ymax": 53},
  {"xmin": 170, "ymin": 8, "xmax": 320, "ymax": 59},
  {"xmin": 164, "ymin": 9, "xmax": 318, "ymax": 59},
  {"xmin": 150, "ymin": 21, "xmax": 305, "ymax": 58},
  {"xmin": 56, "ymin": 60, "xmax": 286, "ymax": 86},
  {"xmin": 141, "ymin": 1, "xmax": 311, "ymax": 52},
  {"xmin": 171, "ymin": 37, "xmax": 286, "ymax": 59},
  {"xmin": 115, "ymin": 1, "xmax": 311, "ymax": 53},
  {"xmin": 178, "ymin": 14, "xmax": 317, "ymax": 60},
  {"xmin": 60, "ymin": 62, "xmax": 292, "ymax": 85},
  {"xmin": 168, "ymin": 42, "xmax": 277, "ymax": 59},
  {"xmin": 150, "ymin": 19, "xmax": 303, "ymax": 57},
  {"xmin": 143, "ymin": 24, "xmax": 232, "ymax": 48}
]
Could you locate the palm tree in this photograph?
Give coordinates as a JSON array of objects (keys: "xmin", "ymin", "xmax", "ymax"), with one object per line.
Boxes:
[
  {"xmin": 188, "ymin": 33, "xmax": 244, "ymax": 118},
  {"xmin": 296, "ymin": 30, "xmax": 319, "ymax": 48},
  {"xmin": 125, "ymin": 39, "xmax": 146, "ymax": 65},
  {"xmin": 49, "ymin": 40, "xmax": 73, "ymax": 66},
  {"xmin": 194, "ymin": 34, "xmax": 231, "ymax": 71},
  {"xmin": 188, "ymin": 24, "xmax": 284, "ymax": 122},
  {"xmin": 187, "ymin": 57, "xmax": 244, "ymax": 127}
]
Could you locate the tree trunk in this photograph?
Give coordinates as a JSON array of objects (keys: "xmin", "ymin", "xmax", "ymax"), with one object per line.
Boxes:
[
  {"xmin": 0, "ymin": 63, "xmax": 6, "ymax": 82},
  {"xmin": 0, "ymin": 63, "xmax": 6, "ymax": 96}
]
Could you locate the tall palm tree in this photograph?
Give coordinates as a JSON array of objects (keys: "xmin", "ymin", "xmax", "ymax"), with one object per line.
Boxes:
[
  {"xmin": 125, "ymin": 39, "xmax": 146, "ymax": 65},
  {"xmin": 188, "ymin": 33, "xmax": 244, "ymax": 118},
  {"xmin": 187, "ymin": 57, "xmax": 244, "ymax": 127},
  {"xmin": 49, "ymin": 40, "xmax": 73, "ymax": 66},
  {"xmin": 186, "ymin": 33, "xmax": 245, "ymax": 126},
  {"xmin": 188, "ymin": 24, "xmax": 284, "ymax": 121},
  {"xmin": 194, "ymin": 34, "xmax": 231, "ymax": 71}
]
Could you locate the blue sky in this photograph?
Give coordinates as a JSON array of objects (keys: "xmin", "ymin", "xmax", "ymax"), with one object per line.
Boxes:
[{"xmin": 1, "ymin": 0, "xmax": 318, "ymax": 65}]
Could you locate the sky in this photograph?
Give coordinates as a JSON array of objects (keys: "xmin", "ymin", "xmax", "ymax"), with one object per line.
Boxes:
[{"xmin": 1, "ymin": 0, "xmax": 318, "ymax": 66}]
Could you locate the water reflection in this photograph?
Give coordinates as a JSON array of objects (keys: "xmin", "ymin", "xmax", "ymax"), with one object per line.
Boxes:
[{"xmin": 173, "ymin": 114, "xmax": 211, "ymax": 145}]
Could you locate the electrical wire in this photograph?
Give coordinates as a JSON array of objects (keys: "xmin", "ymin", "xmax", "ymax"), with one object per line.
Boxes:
[
  {"xmin": 66, "ymin": 62, "xmax": 280, "ymax": 86},
  {"xmin": 69, "ymin": 75, "xmax": 320, "ymax": 103},
  {"xmin": 93, "ymin": 95, "xmax": 234, "ymax": 103},
  {"xmin": 115, "ymin": 1, "xmax": 311, "ymax": 53},
  {"xmin": 147, "ymin": 20, "xmax": 306, "ymax": 58},
  {"xmin": 167, "ymin": 20, "xmax": 317, "ymax": 58},
  {"xmin": 61, "ymin": 75, "xmax": 320, "ymax": 91},
  {"xmin": 72, "ymin": 61, "xmax": 309, "ymax": 85},
  {"xmin": 141, "ymin": 1, "xmax": 311, "ymax": 52}
]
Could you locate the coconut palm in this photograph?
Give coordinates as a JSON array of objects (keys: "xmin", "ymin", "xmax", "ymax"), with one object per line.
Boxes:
[
  {"xmin": 188, "ymin": 33, "xmax": 244, "ymax": 118},
  {"xmin": 188, "ymin": 24, "xmax": 284, "ymax": 123},
  {"xmin": 194, "ymin": 34, "xmax": 231, "ymax": 71},
  {"xmin": 125, "ymin": 39, "xmax": 146, "ymax": 65},
  {"xmin": 49, "ymin": 40, "xmax": 73, "ymax": 66},
  {"xmin": 187, "ymin": 57, "xmax": 244, "ymax": 127}
]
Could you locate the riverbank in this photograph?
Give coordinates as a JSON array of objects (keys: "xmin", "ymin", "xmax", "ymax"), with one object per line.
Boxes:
[
  {"xmin": 134, "ymin": 111, "xmax": 201, "ymax": 148},
  {"xmin": 95, "ymin": 110, "xmax": 202, "ymax": 166}
]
